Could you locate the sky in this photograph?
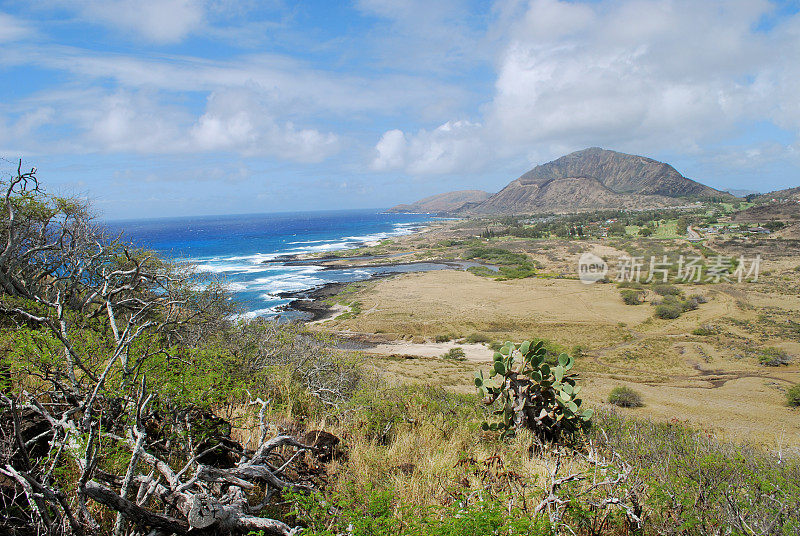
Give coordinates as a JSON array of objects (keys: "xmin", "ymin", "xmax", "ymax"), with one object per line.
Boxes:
[{"xmin": 1, "ymin": 0, "xmax": 799, "ymax": 219}]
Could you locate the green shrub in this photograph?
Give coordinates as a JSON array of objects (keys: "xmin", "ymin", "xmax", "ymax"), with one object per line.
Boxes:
[
  {"xmin": 682, "ymin": 297, "xmax": 701, "ymax": 311},
  {"xmin": 608, "ymin": 386, "xmax": 644, "ymax": 408},
  {"xmin": 465, "ymin": 332, "xmax": 491, "ymax": 344},
  {"xmin": 653, "ymin": 284, "xmax": 681, "ymax": 296},
  {"xmin": 466, "ymin": 265, "xmax": 495, "ymax": 277},
  {"xmin": 435, "ymin": 334, "xmax": 452, "ymax": 343},
  {"xmin": 692, "ymin": 325, "xmax": 715, "ymax": 336},
  {"xmin": 655, "ymin": 303, "xmax": 683, "ymax": 319},
  {"xmin": 592, "ymin": 409, "xmax": 800, "ymax": 533},
  {"xmin": 621, "ymin": 289, "xmax": 643, "ymax": 305},
  {"xmin": 617, "ymin": 281, "xmax": 643, "ymax": 289},
  {"xmin": 463, "ymin": 246, "xmax": 528, "ymax": 265},
  {"xmin": 496, "ymin": 263, "xmax": 537, "ymax": 279},
  {"xmin": 758, "ymin": 347, "xmax": 792, "ymax": 367},
  {"xmin": 442, "ymin": 347, "xmax": 466, "ymax": 360},
  {"xmin": 293, "ymin": 490, "xmax": 552, "ymax": 536},
  {"xmin": 474, "ymin": 340, "xmax": 591, "ymax": 441},
  {"xmin": 787, "ymin": 384, "xmax": 800, "ymax": 407}
]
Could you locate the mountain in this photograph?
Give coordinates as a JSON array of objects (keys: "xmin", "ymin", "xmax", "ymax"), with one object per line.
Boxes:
[
  {"xmin": 755, "ymin": 186, "xmax": 800, "ymax": 203},
  {"xmin": 463, "ymin": 148, "xmax": 731, "ymax": 214},
  {"xmin": 386, "ymin": 190, "xmax": 491, "ymax": 214},
  {"xmin": 724, "ymin": 188, "xmax": 760, "ymax": 198},
  {"xmin": 732, "ymin": 201, "xmax": 800, "ymax": 223}
]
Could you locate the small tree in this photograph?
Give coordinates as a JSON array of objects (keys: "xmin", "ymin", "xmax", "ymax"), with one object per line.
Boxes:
[{"xmin": 474, "ymin": 339, "xmax": 592, "ymax": 442}]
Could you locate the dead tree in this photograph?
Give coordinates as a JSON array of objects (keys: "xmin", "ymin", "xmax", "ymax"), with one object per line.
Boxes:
[{"xmin": 0, "ymin": 163, "xmax": 321, "ymax": 534}]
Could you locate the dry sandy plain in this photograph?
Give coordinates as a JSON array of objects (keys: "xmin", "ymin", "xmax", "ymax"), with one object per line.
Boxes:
[{"xmin": 309, "ymin": 226, "xmax": 800, "ymax": 446}]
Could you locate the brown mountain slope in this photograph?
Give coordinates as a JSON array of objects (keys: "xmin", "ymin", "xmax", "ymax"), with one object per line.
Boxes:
[
  {"xmin": 386, "ymin": 189, "xmax": 491, "ymax": 214},
  {"xmin": 755, "ymin": 186, "xmax": 800, "ymax": 203},
  {"xmin": 463, "ymin": 148, "xmax": 731, "ymax": 214},
  {"xmin": 470, "ymin": 176, "xmax": 675, "ymax": 214},
  {"xmin": 731, "ymin": 201, "xmax": 800, "ymax": 223}
]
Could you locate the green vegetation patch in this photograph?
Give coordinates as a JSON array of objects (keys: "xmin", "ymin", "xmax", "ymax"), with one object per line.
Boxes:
[
  {"xmin": 441, "ymin": 347, "xmax": 466, "ymax": 360},
  {"xmin": 787, "ymin": 384, "xmax": 800, "ymax": 407},
  {"xmin": 757, "ymin": 347, "xmax": 792, "ymax": 367},
  {"xmin": 621, "ymin": 289, "xmax": 644, "ymax": 305},
  {"xmin": 608, "ymin": 386, "xmax": 644, "ymax": 408}
]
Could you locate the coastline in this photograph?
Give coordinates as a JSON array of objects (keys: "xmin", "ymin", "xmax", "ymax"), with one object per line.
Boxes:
[
  {"xmin": 275, "ymin": 220, "xmax": 484, "ymax": 321},
  {"xmin": 278, "ymin": 258, "xmax": 489, "ymax": 321}
]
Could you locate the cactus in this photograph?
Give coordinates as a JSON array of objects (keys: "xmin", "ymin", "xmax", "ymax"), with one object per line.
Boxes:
[{"xmin": 475, "ymin": 339, "xmax": 592, "ymax": 442}]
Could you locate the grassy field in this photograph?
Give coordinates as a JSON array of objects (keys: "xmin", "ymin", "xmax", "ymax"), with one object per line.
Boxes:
[{"xmin": 625, "ymin": 219, "xmax": 680, "ymax": 238}]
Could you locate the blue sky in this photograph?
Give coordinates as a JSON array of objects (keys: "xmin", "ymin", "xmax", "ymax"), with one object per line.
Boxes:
[{"xmin": 1, "ymin": 0, "xmax": 799, "ymax": 219}]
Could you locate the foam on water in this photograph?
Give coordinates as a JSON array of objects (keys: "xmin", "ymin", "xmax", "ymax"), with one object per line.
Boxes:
[{"xmin": 107, "ymin": 210, "xmax": 436, "ymax": 319}]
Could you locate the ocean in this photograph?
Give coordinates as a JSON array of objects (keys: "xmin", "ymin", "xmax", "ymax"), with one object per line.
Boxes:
[{"xmin": 105, "ymin": 210, "xmax": 437, "ymax": 319}]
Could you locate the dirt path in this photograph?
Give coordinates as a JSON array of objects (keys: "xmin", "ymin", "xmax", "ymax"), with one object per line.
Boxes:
[{"xmin": 366, "ymin": 340, "xmax": 493, "ymax": 362}]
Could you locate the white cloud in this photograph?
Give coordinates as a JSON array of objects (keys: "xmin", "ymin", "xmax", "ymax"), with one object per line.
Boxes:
[
  {"xmin": 488, "ymin": 0, "xmax": 788, "ymax": 152},
  {"xmin": 0, "ymin": 12, "xmax": 33, "ymax": 42},
  {"xmin": 371, "ymin": 129, "xmax": 407, "ymax": 170},
  {"xmin": 6, "ymin": 88, "xmax": 340, "ymax": 162},
  {"xmin": 372, "ymin": 120, "xmax": 483, "ymax": 174},
  {"xmin": 80, "ymin": 91, "xmax": 189, "ymax": 153},
  {"xmin": 190, "ymin": 89, "xmax": 340, "ymax": 162},
  {"xmin": 370, "ymin": 0, "xmax": 800, "ymax": 175},
  {"xmin": 61, "ymin": 0, "xmax": 206, "ymax": 44}
]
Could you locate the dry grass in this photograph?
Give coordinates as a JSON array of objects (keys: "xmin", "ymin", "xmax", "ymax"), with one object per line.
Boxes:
[{"xmin": 309, "ymin": 233, "xmax": 800, "ymax": 446}]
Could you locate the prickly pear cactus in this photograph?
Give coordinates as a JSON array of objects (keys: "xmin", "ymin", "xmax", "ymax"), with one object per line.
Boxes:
[{"xmin": 474, "ymin": 340, "xmax": 592, "ymax": 441}]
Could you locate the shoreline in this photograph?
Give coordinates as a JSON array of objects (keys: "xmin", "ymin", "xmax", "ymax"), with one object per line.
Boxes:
[
  {"xmin": 271, "ymin": 220, "xmax": 467, "ymax": 321},
  {"xmin": 278, "ymin": 258, "xmax": 491, "ymax": 322}
]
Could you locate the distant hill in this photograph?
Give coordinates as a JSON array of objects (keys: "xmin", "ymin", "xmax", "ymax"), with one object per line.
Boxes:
[
  {"xmin": 462, "ymin": 148, "xmax": 731, "ymax": 215},
  {"xmin": 386, "ymin": 190, "xmax": 491, "ymax": 214},
  {"xmin": 731, "ymin": 201, "xmax": 800, "ymax": 223},
  {"xmin": 724, "ymin": 188, "xmax": 760, "ymax": 198},
  {"xmin": 755, "ymin": 186, "xmax": 800, "ymax": 203}
]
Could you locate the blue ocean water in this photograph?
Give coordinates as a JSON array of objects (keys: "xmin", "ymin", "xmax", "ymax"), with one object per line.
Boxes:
[{"xmin": 105, "ymin": 210, "xmax": 436, "ymax": 318}]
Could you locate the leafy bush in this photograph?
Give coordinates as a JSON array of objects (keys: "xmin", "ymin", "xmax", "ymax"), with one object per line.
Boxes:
[
  {"xmin": 692, "ymin": 325, "xmax": 715, "ymax": 336},
  {"xmin": 682, "ymin": 296, "xmax": 701, "ymax": 311},
  {"xmin": 464, "ymin": 247, "xmax": 537, "ymax": 280},
  {"xmin": 621, "ymin": 289, "xmax": 644, "ymax": 305},
  {"xmin": 593, "ymin": 409, "xmax": 800, "ymax": 534},
  {"xmin": 442, "ymin": 347, "xmax": 466, "ymax": 360},
  {"xmin": 474, "ymin": 340, "xmax": 591, "ymax": 441},
  {"xmin": 465, "ymin": 332, "xmax": 491, "ymax": 344},
  {"xmin": 466, "ymin": 265, "xmax": 495, "ymax": 277},
  {"xmin": 496, "ymin": 263, "xmax": 538, "ymax": 279},
  {"xmin": 787, "ymin": 384, "xmax": 800, "ymax": 407},
  {"xmin": 435, "ymin": 334, "xmax": 452, "ymax": 343},
  {"xmin": 463, "ymin": 246, "xmax": 529, "ymax": 265},
  {"xmin": 655, "ymin": 303, "xmax": 683, "ymax": 319},
  {"xmin": 608, "ymin": 386, "xmax": 644, "ymax": 407},
  {"xmin": 293, "ymin": 489, "xmax": 552, "ymax": 536},
  {"xmin": 654, "ymin": 293, "xmax": 705, "ymax": 319},
  {"xmin": 758, "ymin": 347, "xmax": 792, "ymax": 367},
  {"xmin": 652, "ymin": 284, "xmax": 681, "ymax": 296}
]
